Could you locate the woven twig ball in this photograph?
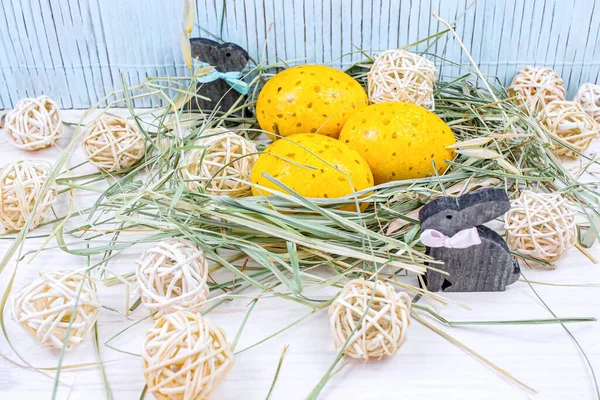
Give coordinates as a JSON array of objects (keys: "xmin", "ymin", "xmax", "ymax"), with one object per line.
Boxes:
[
  {"xmin": 12, "ymin": 271, "xmax": 100, "ymax": 350},
  {"xmin": 507, "ymin": 66, "xmax": 566, "ymax": 113},
  {"xmin": 179, "ymin": 128, "xmax": 258, "ymax": 197},
  {"xmin": 538, "ymin": 100, "xmax": 600, "ymax": 157},
  {"xmin": 368, "ymin": 49, "xmax": 437, "ymax": 110},
  {"xmin": 3, "ymin": 96, "xmax": 62, "ymax": 150},
  {"xmin": 0, "ymin": 160, "xmax": 57, "ymax": 231},
  {"xmin": 575, "ymin": 83, "xmax": 600, "ymax": 124},
  {"xmin": 136, "ymin": 240, "xmax": 209, "ymax": 316},
  {"xmin": 329, "ymin": 278, "xmax": 411, "ymax": 360},
  {"xmin": 142, "ymin": 311, "xmax": 234, "ymax": 400},
  {"xmin": 505, "ymin": 191, "xmax": 577, "ymax": 263},
  {"xmin": 82, "ymin": 115, "xmax": 146, "ymax": 172}
]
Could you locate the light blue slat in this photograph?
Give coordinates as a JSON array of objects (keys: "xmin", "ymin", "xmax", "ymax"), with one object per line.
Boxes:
[
  {"xmin": 0, "ymin": 22, "xmax": 16, "ymax": 108},
  {"xmin": 2, "ymin": 0, "xmax": 600, "ymax": 109},
  {"xmin": 435, "ymin": 0, "xmax": 462, "ymax": 80},
  {"xmin": 51, "ymin": 0, "xmax": 91, "ymax": 107},
  {"xmin": 269, "ymin": 0, "xmax": 285, "ymax": 65},
  {"xmin": 340, "ymin": 0, "xmax": 351, "ymax": 62},
  {"xmin": 77, "ymin": 0, "xmax": 106, "ymax": 107},
  {"xmin": 494, "ymin": 0, "xmax": 514, "ymax": 88},
  {"xmin": 487, "ymin": 0, "xmax": 507, "ymax": 80},
  {"xmin": 379, "ymin": 0, "xmax": 391, "ymax": 52},
  {"xmin": 370, "ymin": 0, "xmax": 382, "ymax": 54},
  {"xmin": 257, "ymin": 0, "xmax": 271, "ymax": 64},
  {"xmin": 387, "ymin": 1, "xmax": 401, "ymax": 50},
  {"xmin": 243, "ymin": 0, "xmax": 260, "ymax": 63},
  {"xmin": 86, "ymin": 0, "xmax": 116, "ymax": 107},
  {"xmin": 579, "ymin": 1, "xmax": 600, "ymax": 89},
  {"xmin": 303, "ymin": 0, "xmax": 316, "ymax": 64},
  {"xmin": 552, "ymin": 2, "xmax": 575, "ymax": 97},
  {"xmin": 564, "ymin": 1, "xmax": 595, "ymax": 98},
  {"xmin": 3, "ymin": 0, "xmax": 36, "ymax": 100},
  {"xmin": 18, "ymin": 0, "xmax": 56, "ymax": 104},
  {"xmin": 328, "ymin": 0, "xmax": 341, "ymax": 65}
]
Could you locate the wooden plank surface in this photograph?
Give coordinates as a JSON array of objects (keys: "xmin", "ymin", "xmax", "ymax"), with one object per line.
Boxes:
[
  {"xmin": 1, "ymin": 0, "xmax": 600, "ymax": 109},
  {"xmin": 0, "ymin": 110, "xmax": 599, "ymax": 399}
]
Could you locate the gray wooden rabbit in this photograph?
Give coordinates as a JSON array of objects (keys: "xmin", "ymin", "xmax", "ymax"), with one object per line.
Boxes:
[
  {"xmin": 418, "ymin": 188, "xmax": 520, "ymax": 292},
  {"xmin": 189, "ymin": 38, "xmax": 250, "ymax": 115}
]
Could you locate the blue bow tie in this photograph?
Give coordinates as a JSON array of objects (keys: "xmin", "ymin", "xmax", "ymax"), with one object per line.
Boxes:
[{"xmin": 195, "ymin": 63, "xmax": 250, "ymax": 95}]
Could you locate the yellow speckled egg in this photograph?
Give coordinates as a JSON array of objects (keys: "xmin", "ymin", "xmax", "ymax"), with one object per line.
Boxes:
[
  {"xmin": 256, "ymin": 65, "xmax": 368, "ymax": 140},
  {"xmin": 339, "ymin": 102, "xmax": 456, "ymax": 184},
  {"xmin": 251, "ymin": 134, "xmax": 373, "ymax": 209}
]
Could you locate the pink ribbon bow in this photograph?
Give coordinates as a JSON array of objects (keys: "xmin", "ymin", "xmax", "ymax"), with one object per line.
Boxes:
[{"xmin": 420, "ymin": 227, "xmax": 482, "ymax": 249}]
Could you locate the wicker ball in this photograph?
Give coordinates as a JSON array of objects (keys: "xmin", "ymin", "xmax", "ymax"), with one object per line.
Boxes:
[
  {"xmin": 368, "ymin": 49, "xmax": 437, "ymax": 110},
  {"xmin": 12, "ymin": 270, "xmax": 100, "ymax": 350},
  {"xmin": 136, "ymin": 240, "xmax": 209, "ymax": 316},
  {"xmin": 3, "ymin": 96, "xmax": 62, "ymax": 150},
  {"xmin": 538, "ymin": 100, "xmax": 600, "ymax": 157},
  {"xmin": 575, "ymin": 83, "xmax": 600, "ymax": 124},
  {"xmin": 507, "ymin": 66, "xmax": 566, "ymax": 113},
  {"xmin": 82, "ymin": 115, "xmax": 146, "ymax": 172},
  {"xmin": 505, "ymin": 191, "xmax": 577, "ymax": 263},
  {"xmin": 329, "ymin": 278, "xmax": 411, "ymax": 360},
  {"xmin": 179, "ymin": 128, "xmax": 258, "ymax": 197},
  {"xmin": 142, "ymin": 311, "xmax": 234, "ymax": 400},
  {"xmin": 0, "ymin": 160, "xmax": 57, "ymax": 231}
]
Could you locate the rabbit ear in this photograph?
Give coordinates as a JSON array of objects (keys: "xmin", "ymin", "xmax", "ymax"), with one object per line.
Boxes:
[
  {"xmin": 190, "ymin": 38, "xmax": 249, "ymax": 72},
  {"xmin": 455, "ymin": 188, "xmax": 510, "ymax": 225},
  {"xmin": 419, "ymin": 188, "xmax": 510, "ymax": 236}
]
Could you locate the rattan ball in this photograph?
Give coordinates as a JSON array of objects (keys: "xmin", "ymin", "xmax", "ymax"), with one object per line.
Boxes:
[
  {"xmin": 505, "ymin": 191, "xmax": 577, "ymax": 263},
  {"xmin": 538, "ymin": 100, "xmax": 600, "ymax": 157},
  {"xmin": 575, "ymin": 83, "xmax": 600, "ymax": 124},
  {"xmin": 329, "ymin": 278, "xmax": 411, "ymax": 360},
  {"xmin": 368, "ymin": 49, "xmax": 437, "ymax": 110},
  {"xmin": 507, "ymin": 66, "xmax": 566, "ymax": 113},
  {"xmin": 4, "ymin": 96, "xmax": 63, "ymax": 151},
  {"xmin": 0, "ymin": 160, "xmax": 57, "ymax": 231},
  {"xmin": 3, "ymin": 96, "xmax": 62, "ymax": 150},
  {"xmin": 179, "ymin": 128, "xmax": 258, "ymax": 197},
  {"xmin": 12, "ymin": 270, "xmax": 100, "ymax": 350},
  {"xmin": 82, "ymin": 115, "xmax": 146, "ymax": 172},
  {"xmin": 142, "ymin": 311, "xmax": 234, "ymax": 400},
  {"xmin": 136, "ymin": 240, "xmax": 209, "ymax": 316}
]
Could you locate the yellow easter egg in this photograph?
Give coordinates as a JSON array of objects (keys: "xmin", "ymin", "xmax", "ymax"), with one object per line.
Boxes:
[
  {"xmin": 256, "ymin": 65, "xmax": 368, "ymax": 140},
  {"xmin": 339, "ymin": 102, "xmax": 456, "ymax": 184},
  {"xmin": 251, "ymin": 134, "xmax": 373, "ymax": 209}
]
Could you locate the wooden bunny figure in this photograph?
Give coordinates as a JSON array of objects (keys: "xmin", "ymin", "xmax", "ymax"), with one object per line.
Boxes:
[
  {"xmin": 189, "ymin": 38, "xmax": 250, "ymax": 115},
  {"xmin": 418, "ymin": 188, "xmax": 520, "ymax": 292}
]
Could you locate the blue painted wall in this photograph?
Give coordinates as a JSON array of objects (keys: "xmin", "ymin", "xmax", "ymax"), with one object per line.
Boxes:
[{"xmin": 1, "ymin": 0, "xmax": 599, "ymax": 109}]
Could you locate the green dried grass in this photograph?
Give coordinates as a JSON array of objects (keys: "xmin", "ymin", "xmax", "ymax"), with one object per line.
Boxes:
[{"xmin": 0, "ymin": 12, "xmax": 599, "ymax": 400}]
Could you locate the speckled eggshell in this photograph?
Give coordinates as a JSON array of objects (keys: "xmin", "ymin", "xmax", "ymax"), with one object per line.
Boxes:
[
  {"xmin": 251, "ymin": 134, "xmax": 373, "ymax": 209},
  {"xmin": 256, "ymin": 65, "xmax": 368, "ymax": 140},
  {"xmin": 339, "ymin": 102, "xmax": 456, "ymax": 184}
]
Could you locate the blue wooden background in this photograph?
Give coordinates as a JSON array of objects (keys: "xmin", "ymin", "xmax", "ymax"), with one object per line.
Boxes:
[{"xmin": 1, "ymin": 0, "xmax": 599, "ymax": 109}]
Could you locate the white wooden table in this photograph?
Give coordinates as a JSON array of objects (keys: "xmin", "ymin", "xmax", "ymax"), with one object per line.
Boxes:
[{"xmin": 1, "ymin": 110, "xmax": 599, "ymax": 400}]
